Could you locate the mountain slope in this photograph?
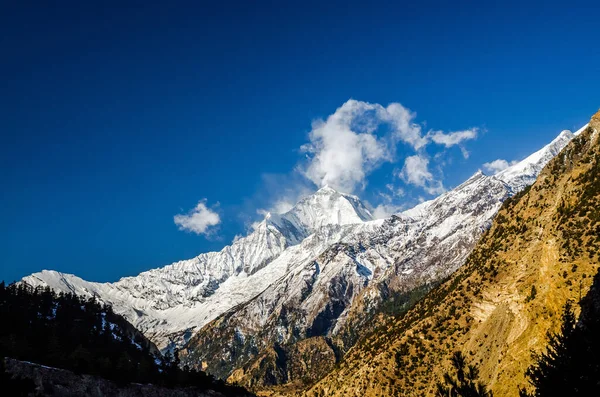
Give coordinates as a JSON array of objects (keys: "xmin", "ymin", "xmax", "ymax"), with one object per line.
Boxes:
[
  {"xmin": 179, "ymin": 129, "xmax": 577, "ymax": 389},
  {"xmin": 22, "ymin": 189, "xmax": 375, "ymax": 350},
  {"xmin": 182, "ymin": 171, "xmax": 511, "ymax": 383},
  {"xmin": 301, "ymin": 111, "xmax": 600, "ymax": 397}
]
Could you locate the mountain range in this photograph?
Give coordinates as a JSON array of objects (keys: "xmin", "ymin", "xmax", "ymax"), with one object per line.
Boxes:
[{"xmin": 21, "ymin": 120, "xmax": 588, "ymax": 392}]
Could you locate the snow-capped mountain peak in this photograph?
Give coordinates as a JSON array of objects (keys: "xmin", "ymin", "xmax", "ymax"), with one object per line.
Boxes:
[
  {"xmin": 574, "ymin": 123, "xmax": 590, "ymax": 136},
  {"xmin": 495, "ymin": 128, "xmax": 575, "ymax": 192},
  {"xmin": 21, "ymin": 185, "xmax": 378, "ymax": 350},
  {"xmin": 267, "ymin": 186, "xmax": 373, "ymax": 240}
]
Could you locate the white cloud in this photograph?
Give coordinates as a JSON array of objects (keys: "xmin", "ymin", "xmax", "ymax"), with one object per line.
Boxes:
[
  {"xmin": 382, "ymin": 103, "xmax": 429, "ymax": 150},
  {"xmin": 482, "ymin": 159, "xmax": 518, "ymax": 174},
  {"xmin": 399, "ymin": 155, "xmax": 433, "ymax": 187},
  {"xmin": 271, "ymin": 199, "xmax": 295, "ymax": 214},
  {"xmin": 299, "ymin": 100, "xmax": 433, "ymax": 193},
  {"xmin": 370, "ymin": 184, "xmax": 407, "ymax": 219},
  {"xmin": 399, "ymin": 155, "xmax": 445, "ymax": 195},
  {"xmin": 372, "ymin": 203, "xmax": 403, "ymax": 219},
  {"xmin": 300, "ymin": 102, "xmax": 389, "ymax": 193},
  {"xmin": 428, "ymin": 128, "xmax": 479, "ymax": 147},
  {"xmin": 298, "ymin": 100, "xmax": 480, "ymax": 196},
  {"xmin": 174, "ymin": 200, "xmax": 221, "ymax": 236}
]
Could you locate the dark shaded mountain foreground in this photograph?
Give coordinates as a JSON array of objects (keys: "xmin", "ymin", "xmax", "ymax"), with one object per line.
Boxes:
[
  {"xmin": 2, "ymin": 358, "xmax": 245, "ymax": 397},
  {"xmin": 273, "ymin": 112, "xmax": 600, "ymax": 397},
  {"xmin": 0, "ymin": 282, "xmax": 254, "ymax": 396}
]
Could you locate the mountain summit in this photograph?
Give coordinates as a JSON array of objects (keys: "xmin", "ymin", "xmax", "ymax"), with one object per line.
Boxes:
[
  {"xmin": 22, "ymin": 185, "xmax": 375, "ymax": 351},
  {"xmin": 264, "ymin": 185, "xmax": 373, "ymax": 244},
  {"xmin": 285, "ymin": 185, "xmax": 373, "ymax": 227}
]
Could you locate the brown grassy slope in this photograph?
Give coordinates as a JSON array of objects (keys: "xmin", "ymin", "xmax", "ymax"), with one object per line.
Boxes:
[{"xmin": 295, "ymin": 112, "xmax": 600, "ymax": 397}]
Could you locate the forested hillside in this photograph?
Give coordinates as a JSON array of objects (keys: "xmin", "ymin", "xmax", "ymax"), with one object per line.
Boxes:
[{"xmin": 0, "ymin": 282, "xmax": 253, "ymax": 396}]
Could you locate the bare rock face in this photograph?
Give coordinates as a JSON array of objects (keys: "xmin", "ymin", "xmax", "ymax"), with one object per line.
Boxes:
[{"xmin": 3, "ymin": 358, "xmax": 243, "ymax": 397}]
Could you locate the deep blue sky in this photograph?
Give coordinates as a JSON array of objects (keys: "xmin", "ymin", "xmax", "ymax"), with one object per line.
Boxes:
[{"xmin": 1, "ymin": 1, "xmax": 599, "ymax": 283}]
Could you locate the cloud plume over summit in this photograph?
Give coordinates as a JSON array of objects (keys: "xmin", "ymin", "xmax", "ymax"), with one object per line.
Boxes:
[{"xmin": 298, "ymin": 99, "xmax": 479, "ymax": 195}]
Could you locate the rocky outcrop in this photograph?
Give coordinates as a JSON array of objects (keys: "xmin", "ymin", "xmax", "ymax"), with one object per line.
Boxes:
[{"xmin": 227, "ymin": 337, "xmax": 338, "ymax": 390}]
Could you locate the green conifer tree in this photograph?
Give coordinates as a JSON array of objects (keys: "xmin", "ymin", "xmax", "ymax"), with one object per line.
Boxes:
[{"xmin": 437, "ymin": 351, "xmax": 493, "ymax": 397}]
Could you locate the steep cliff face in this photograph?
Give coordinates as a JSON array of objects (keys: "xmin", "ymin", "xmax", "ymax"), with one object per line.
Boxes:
[{"xmin": 301, "ymin": 111, "xmax": 600, "ymax": 397}]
